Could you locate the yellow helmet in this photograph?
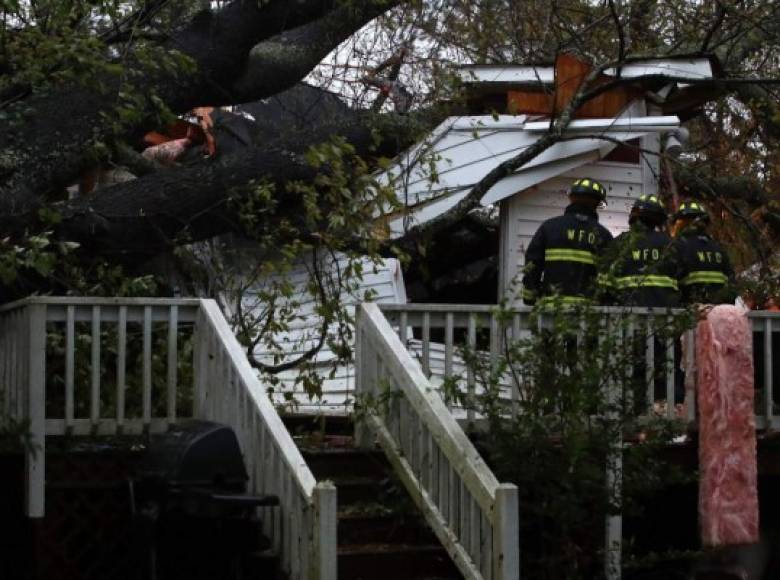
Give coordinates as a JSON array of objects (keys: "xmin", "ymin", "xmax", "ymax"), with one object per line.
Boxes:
[
  {"xmin": 674, "ymin": 200, "xmax": 709, "ymax": 222},
  {"xmin": 569, "ymin": 178, "xmax": 607, "ymax": 203}
]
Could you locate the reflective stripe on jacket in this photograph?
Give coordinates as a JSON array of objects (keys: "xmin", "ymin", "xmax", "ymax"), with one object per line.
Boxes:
[{"xmin": 672, "ymin": 231, "xmax": 735, "ymax": 304}]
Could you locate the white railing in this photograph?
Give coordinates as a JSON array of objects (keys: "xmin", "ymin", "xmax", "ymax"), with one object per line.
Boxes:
[
  {"xmin": 355, "ymin": 302, "xmax": 520, "ymax": 580},
  {"xmin": 749, "ymin": 310, "xmax": 779, "ymax": 430},
  {"xmin": 379, "ymin": 304, "xmax": 779, "ymax": 428},
  {"xmin": 372, "ymin": 303, "xmax": 779, "ymax": 580},
  {"xmin": 195, "ymin": 300, "xmax": 336, "ymax": 580},
  {"xmin": 371, "ymin": 304, "xmax": 686, "ymax": 580},
  {"xmin": 378, "ymin": 303, "xmax": 700, "ymax": 422},
  {"xmin": 0, "ymin": 297, "xmax": 335, "ymax": 580}
]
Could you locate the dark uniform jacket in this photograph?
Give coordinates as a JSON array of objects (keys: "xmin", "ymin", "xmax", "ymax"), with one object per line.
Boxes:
[
  {"xmin": 671, "ymin": 230, "xmax": 735, "ymax": 304},
  {"xmin": 607, "ymin": 223, "xmax": 679, "ymax": 307},
  {"xmin": 522, "ymin": 203, "xmax": 613, "ymax": 305}
]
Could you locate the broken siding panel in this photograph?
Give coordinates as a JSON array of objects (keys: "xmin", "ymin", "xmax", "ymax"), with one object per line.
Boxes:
[
  {"xmin": 480, "ymin": 151, "xmax": 602, "ymax": 206},
  {"xmin": 389, "ymin": 124, "xmax": 658, "ymax": 219},
  {"xmin": 395, "ymin": 130, "xmax": 538, "ymax": 198},
  {"xmin": 389, "ymin": 188, "xmax": 471, "ymax": 237},
  {"xmin": 383, "ymin": 110, "xmax": 674, "ymax": 238},
  {"xmin": 248, "ymin": 254, "xmax": 406, "ymax": 414}
]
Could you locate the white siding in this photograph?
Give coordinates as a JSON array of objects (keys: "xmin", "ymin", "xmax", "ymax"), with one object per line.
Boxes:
[{"xmin": 246, "ymin": 253, "xmax": 407, "ymax": 415}]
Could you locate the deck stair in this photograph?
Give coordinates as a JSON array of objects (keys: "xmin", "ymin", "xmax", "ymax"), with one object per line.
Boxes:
[
  {"xmin": 1, "ymin": 297, "xmax": 335, "ymax": 580},
  {"xmin": 2, "ymin": 296, "xmax": 508, "ymax": 580},
  {"xmin": 288, "ymin": 416, "xmax": 463, "ymax": 580}
]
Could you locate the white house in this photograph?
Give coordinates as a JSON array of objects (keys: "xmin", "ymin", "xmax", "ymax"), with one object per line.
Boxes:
[
  {"xmin": 256, "ymin": 54, "xmax": 718, "ymax": 413},
  {"xmin": 382, "ymin": 53, "xmax": 717, "ymax": 301}
]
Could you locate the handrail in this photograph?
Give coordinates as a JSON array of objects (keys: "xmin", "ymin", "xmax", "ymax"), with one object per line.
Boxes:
[
  {"xmin": 196, "ymin": 301, "xmax": 316, "ymax": 496},
  {"xmin": 379, "ymin": 303, "xmax": 779, "ymax": 428},
  {"xmin": 356, "ymin": 302, "xmax": 519, "ymax": 580},
  {"xmin": 379, "ymin": 302, "xmax": 687, "ymax": 315},
  {"xmin": 195, "ymin": 300, "xmax": 336, "ymax": 580},
  {"xmin": 379, "ymin": 303, "xmax": 699, "ymax": 423},
  {"xmin": 0, "ymin": 297, "xmax": 336, "ymax": 580},
  {"xmin": 0, "ymin": 296, "xmax": 204, "ymax": 312},
  {"xmin": 373, "ymin": 302, "xmax": 778, "ymax": 580},
  {"xmin": 376, "ymin": 303, "xmax": 698, "ymax": 580}
]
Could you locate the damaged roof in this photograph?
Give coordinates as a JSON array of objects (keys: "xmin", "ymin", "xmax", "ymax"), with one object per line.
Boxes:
[
  {"xmin": 380, "ymin": 110, "xmax": 678, "ymax": 236},
  {"xmin": 380, "ymin": 54, "xmax": 718, "ymax": 237},
  {"xmin": 456, "ymin": 55, "xmax": 717, "ymax": 86}
]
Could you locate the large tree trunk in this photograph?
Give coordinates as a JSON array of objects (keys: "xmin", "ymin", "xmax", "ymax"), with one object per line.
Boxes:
[{"xmin": 0, "ymin": 0, "xmax": 401, "ymax": 221}]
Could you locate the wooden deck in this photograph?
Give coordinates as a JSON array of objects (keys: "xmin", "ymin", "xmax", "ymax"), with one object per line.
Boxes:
[{"xmin": 0, "ymin": 297, "xmax": 335, "ymax": 580}]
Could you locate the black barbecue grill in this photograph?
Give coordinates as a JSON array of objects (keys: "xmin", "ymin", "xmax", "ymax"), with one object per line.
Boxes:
[{"xmin": 131, "ymin": 420, "xmax": 279, "ymax": 580}]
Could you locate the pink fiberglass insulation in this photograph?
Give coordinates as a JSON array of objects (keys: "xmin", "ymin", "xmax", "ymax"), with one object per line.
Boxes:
[
  {"xmin": 696, "ymin": 305, "xmax": 759, "ymax": 547},
  {"xmin": 142, "ymin": 137, "xmax": 191, "ymax": 165}
]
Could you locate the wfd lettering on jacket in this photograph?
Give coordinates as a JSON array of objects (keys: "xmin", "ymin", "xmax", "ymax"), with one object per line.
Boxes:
[
  {"xmin": 566, "ymin": 229, "xmax": 597, "ymax": 244},
  {"xmin": 697, "ymin": 251, "xmax": 724, "ymax": 264}
]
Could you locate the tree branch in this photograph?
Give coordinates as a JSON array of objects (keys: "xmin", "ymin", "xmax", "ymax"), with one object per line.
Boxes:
[
  {"xmin": 0, "ymin": 0, "xmax": 402, "ymax": 218},
  {"xmin": 393, "ymin": 62, "xmax": 609, "ymax": 250},
  {"xmin": 228, "ymin": 1, "xmax": 399, "ymax": 104}
]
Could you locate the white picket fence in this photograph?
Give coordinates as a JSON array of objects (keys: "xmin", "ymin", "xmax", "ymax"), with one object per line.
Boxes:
[{"xmin": 0, "ymin": 297, "xmax": 336, "ymax": 580}]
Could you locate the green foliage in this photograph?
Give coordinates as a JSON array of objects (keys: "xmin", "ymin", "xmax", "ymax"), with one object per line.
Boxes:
[
  {"xmin": 175, "ymin": 135, "xmax": 402, "ymax": 402},
  {"xmin": 0, "ymin": 206, "xmax": 163, "ymax": 301},
  {"xmin": 44, "ymin": 321, "xmax": 194, "ymax": 422},
  {"xmin": 0, "ymin": 208, "xmax": 85, "ymax": 296},
  {"xmin": 1, "ymin": 0, "xmax": 195, "ymax": 143},
  {"xmin": 0, "ymin": 415, "xmax": 36, "ymax": 454},
  {"xmin": 449, "ymin": 300, "xmax": 697, "ymax": 579},
  {"xmin": 60, "ymin": 260, "xmax": 159, "ymax": 297}
]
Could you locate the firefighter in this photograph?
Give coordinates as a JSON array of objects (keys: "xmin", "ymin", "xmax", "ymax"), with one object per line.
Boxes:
[
  {"xmin": 608, "ymin": 194, "xmax": 681, "ymax": 406},
  {"xmin": 522, "ymin": 177, "xmax": 613, "ymax": 306},
  {"xmin": 608, "ymin": 194, "xmax": 679, "ymax": 307},
  {"xmin": 671, "ymin": 201, "xmax": 736, "ymax": 305}
]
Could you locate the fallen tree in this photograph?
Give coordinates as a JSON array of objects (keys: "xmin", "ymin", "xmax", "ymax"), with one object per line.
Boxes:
[
  {"xmin": 0, "ymin": 0, "xmax": 426, "ymax": 260},
  {"xmin": 1, "ymin": 0, "xmax": 779, "ymax": 285}
]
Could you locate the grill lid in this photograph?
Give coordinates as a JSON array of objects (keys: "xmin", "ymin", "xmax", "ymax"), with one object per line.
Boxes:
[{"xmin": 140, "ymin": 420, "xmax": 248, "ymax": 489}]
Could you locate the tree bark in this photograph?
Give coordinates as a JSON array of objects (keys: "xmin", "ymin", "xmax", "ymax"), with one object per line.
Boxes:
[
  {"xmin": 0, "ymin": 0, "xmax": 401, "ymax": 216},
  {"xmin": 12, "ymin": 102, "xmax": 440, "ymax": 261}
]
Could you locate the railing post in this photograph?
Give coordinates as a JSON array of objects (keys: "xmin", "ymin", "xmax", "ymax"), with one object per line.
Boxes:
[
  {"xmin": 605, "ymin": 380, "xmax": 623, "ymax": 580},
  {"xmin": 354, "ymin": 305, "xmax": 373, "ymax": 449},
  {"xmin": 26, "ymin": 303, "xmax": 46, "ymax": 518},
  {"xmin": 493, "ymin": 483, "xmax": 520, "ymax": 580},
  {"xmin": 312, "ymin": 481, "xmax": 337, "ymax": 580},
  {"xmin": 192, "ymin": 306, "xmax": 209, "ymax": 419},
  {"xmin": 683, "ymin": 328, "xmax": 697, "ymax": 423}
]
